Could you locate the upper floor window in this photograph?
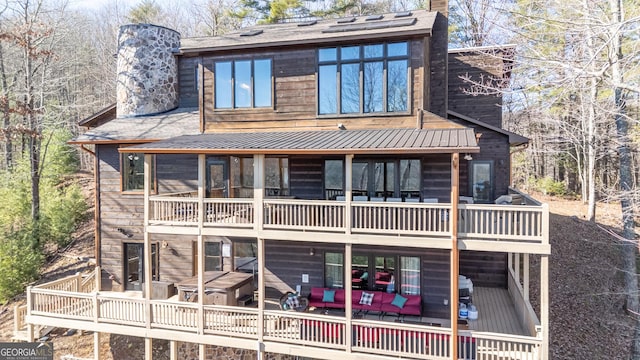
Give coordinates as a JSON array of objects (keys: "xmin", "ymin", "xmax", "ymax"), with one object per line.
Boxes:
[
  {"xmin": 215, "ymin": 59, "xmax": 272, "ymax": 109},
  {"xmin": 121, "ymin": 152, "xmax": 156, "ymax": 193},
  {"xmin": 318, "ymin": 42, "xmax": 409, "ymax": 115}
]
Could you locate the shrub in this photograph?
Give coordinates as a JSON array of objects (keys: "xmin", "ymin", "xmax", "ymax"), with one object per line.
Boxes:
[
  {"xmin": 0, "ymin": 230, "xmax": 44, "ymax": 303},
  {"xmin": 535, "ymin": 177, "xmax": 568, "ymax": 196}
]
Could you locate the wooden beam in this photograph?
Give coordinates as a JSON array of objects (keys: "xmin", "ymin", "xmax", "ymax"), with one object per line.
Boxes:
[
  {"xmin": 345, "ymin": 243, "xmax": 352, "ymax": 353},
  {"xmin": 541, "ymin": 255, "xmax": 549, "ymax": 360},
  {"xmin": 345, "ymin": 154, "xmax": 353, "ymax": 234},
  {"xmin": 144, "ymin": 155, "xmax": 153, "ymax": 329},
  {"xmin": 169, "ymin": 340, "xmax": 178, "ymax": 360},
  {"xmin": 94, "ymin": 332, "xmax": 101, "ymax": 360},
  {"xmin": 523, "ymin": 253, "xmax": 530, "ymax": 301},
  {"xmin": 254, "ymin": 154, "xmax": 265, "ymax": 231},
  {"xmin": 145, "ymin": 338, "xmax": 152, "ymax": 360},
  {"xmin": 197, "ymin": 154, "xmax": 206, "ymax": 335},
  {"xmin": 450, "ymin": 152, "xmax": 459, "ymax": 360}
]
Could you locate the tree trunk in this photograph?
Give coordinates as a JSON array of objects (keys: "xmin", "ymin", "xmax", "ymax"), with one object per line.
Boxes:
[
  {"xmin": 609, "ymin": 0, "xmax": 639, "ymax": 357},
  {"xmin": 0, "ymin": 44, "xmax": 12, "ymax": 171}
]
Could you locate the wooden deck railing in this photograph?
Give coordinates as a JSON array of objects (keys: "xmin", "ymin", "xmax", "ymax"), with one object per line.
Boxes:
[
  {"xmin": 149, "ymin": 196, "xmax": 548, "ymax": 247},
  {"xmin": 25, "ymin": 287, "xmax": 542, "ymax": 359}
]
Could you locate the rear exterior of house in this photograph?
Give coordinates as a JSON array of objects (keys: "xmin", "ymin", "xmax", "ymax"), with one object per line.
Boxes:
[{"xmin": 19, "ymin": 3, "xmax": 550, "ymax": 360}]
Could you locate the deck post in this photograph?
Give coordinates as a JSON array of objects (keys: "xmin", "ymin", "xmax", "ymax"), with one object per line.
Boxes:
[
  {"xmin": 254, "ymin": 154, "xmax": 265, "ymax": 231},
  {"xmin": 93, "ymin": 331, "xmax": 101, "ymax": 360},
  {"xmin": 515, "ymin": 253, "xmax": 520, "ymax": 286},
  {"xmin": 169, "ymin": 340, "xmax": 178, "ymax": 360},
  {"xmin": 523, "ymin": 253, "xmax": 530, "ymax": 301},
  {"xmin": 197, "ymin": 154, "xmax": 206, "ymax": 335},
  {"xmin": 541, "ymin": 254, "xmax": 549, "ymax": 360},
  {"xmin": 345, "ymin": 154, "xmax": 353, "ymax": 234},
  {"xmin": 450, "ymin": 152, "xmax": 460, "ymax": 360},
  {"xmin": 199, "ymin": 344, "xmax": 205, "ymax": 360},
  {"xmin": 144, "ymin": 154, "xmax": 153, "ymax": 329},
  {"xmin": 145, "ymin": 338, "xmax": 152, "ymax": 360},
  {"xmin": 257, "ymin": 237, "xmax": 265, "ymax": 343},
  {"xmin": 345, "ymin": 243, "xmax": 353, "ymax": 353}
]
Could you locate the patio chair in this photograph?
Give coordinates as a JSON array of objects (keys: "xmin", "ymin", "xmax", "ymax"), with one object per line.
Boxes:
[{"xmin": 279, "ymin": 291, "xmax": 309, "ymax": 312}]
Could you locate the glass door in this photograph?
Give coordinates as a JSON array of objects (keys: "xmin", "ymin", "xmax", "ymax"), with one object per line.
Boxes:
[
  {"xmin": 208, "ymin": 159, "xmax": 228, "ymax": 198},
  {"xmin": 124, "ymin": 243, "xmax": 158, "ymax": 291},
  {"xmin": 470, "ymin": 161, "xmax": 494, "ymax": 203}
]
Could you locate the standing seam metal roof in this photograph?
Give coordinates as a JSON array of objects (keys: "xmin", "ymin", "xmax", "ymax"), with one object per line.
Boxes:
[{"xmin": 121, "ymin": 128, "xmax": 479, "ymax": 155}]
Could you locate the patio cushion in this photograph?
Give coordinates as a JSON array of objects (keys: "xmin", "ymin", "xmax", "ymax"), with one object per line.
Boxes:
[
  {"xmin": 359, "ymin": 291, "xmax": 375, "ymax": 306},
  {"xmin": 391, "ymin": 294, "xmax": 408, "ymax": 309},
  {"xmin": 322, "ymin": 289, "xmax": 336, "ymax": 303}
]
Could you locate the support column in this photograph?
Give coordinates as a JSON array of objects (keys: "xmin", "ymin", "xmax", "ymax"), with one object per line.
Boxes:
[
  {"xmin": 144, "ymin": 338, "xmax": 152, "ymax": 360},
  {"xmin": 93, "ymin": 332, "xmax": 101, "ymax": 360},
  {"xmin": 197, "ymin": 154, "xmax": 206, "ymax": 335},
  {"xmin": 344, "ymin": 154, "xmax": 353, "ymax": 234},
  {"xmin": 169, "ymin": 340, "xmax": 178, "ymax": 360},
  {"xmin": 254, "ymin": 154, "xmax": 266, "ymax": 360},
  {"xmin": 515, "ymin": 253, "xmax": 520, "ymax": 285},
  {"xmin": 540, "ymin": 255, "xmax": 549, "ymax": 360},
  {"xmin": 257, "ymin": 237, "xmax": 266, "ymax": 360},
  {"xmin": 345, "ymin": 243, "xmax": 353, "ymax": 353},
  {"xmin": 199, "ymin": 344, "xmax": 206, "ymax": 360},
  {"xmin": 143, "ymin": 155, "xmax": 153, "ymax": 329},
  {"xmin": 523, "ymin": 253, "xmax": 530, "ymax": 301},
  {"xmin": 450, "ymin": 153, "xmax": 460, "ymax": 360},
  {"xmin": 254, "ymin": 154, "xmax": 265, "ymax": 231}
]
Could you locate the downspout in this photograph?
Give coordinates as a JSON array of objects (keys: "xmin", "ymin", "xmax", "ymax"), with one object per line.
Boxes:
[{"xmin": 80, "ymin": 144, "xmax": 101, "ymax": 274}]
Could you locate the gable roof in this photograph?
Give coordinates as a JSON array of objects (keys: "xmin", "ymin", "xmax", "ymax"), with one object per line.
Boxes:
[
  {"xmin": 179, "ymin": 10, "xmax": 437, "ymax": 54},
  {"xmin": 447, "ymin": 110, "xmax": 528, "ymax": 146},
  {"xmin": 78, "ymin": 103, "xmax": 116, "ymax": 128},
  {"xmin": 121, "ymin": 128, "xmax": 479, "ymax": 155}
]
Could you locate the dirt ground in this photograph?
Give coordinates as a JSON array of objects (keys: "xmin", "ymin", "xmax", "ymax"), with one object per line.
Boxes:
[{"xmin": 0, "ymin": 186, "xmax": 636, "ymax": 359}]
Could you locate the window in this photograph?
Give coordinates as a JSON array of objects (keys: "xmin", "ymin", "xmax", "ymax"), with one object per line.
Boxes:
[
  {"xmin": 318, "ymin": 42, "xmax": 409, "ymax": 115},
  {"xmin": 324, "ymin": 159, "xmax": 344, "ymax": 199},
  {"xmin": 330, "ymin": 158, "xmax": 420, "ymax": 199},
  {"xmin": 265, "ymin": 157, "xmax": 289, "ymax": 196},
  {"xmin": 193, "ymin": 242, "xmax": 222, "ymax": 274},
  {"xmin": 121, "ymin": 152, "xmax": 155, "ymax": 193},
  {"xmin": 400, "ymin": 256, "xmax": 420, "ymax": 295},
  {"xmin": 215, "ymin": 59, "xmax": 272, "ymax": 109},
  {"xmin": 230, "ymin": 156, "xmax": 254, "ymax": 198},
  {"xmin": 324, "ymin": 252, "xmax": 344, "ymax": 288}
]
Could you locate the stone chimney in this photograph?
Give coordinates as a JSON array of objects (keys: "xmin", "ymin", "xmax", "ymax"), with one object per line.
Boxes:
[{"xmin": 116, "ymin": 24, "xmax": 180, "ymax": 118}]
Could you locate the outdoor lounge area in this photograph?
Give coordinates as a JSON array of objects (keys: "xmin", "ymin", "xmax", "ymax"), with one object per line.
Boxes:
[{"xmin": 19, "ymin": 269, "xmax": 538, "ymax": 360}]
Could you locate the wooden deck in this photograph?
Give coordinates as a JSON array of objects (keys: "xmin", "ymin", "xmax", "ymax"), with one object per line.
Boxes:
[{"xmin": 467, "ymin": 286, "xmax": 528, "ymax": 336}]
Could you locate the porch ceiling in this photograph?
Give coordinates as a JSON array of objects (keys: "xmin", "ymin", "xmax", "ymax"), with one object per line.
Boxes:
[{"xmin": 120, "ymin": 128, "xmax": 480, "ymax": 155}]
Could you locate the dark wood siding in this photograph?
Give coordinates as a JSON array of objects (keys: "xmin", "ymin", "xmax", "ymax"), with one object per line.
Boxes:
[
  {"xmin": 428, "ymin": 13, "xmax": 449, "ymax": 117},
  {"xmin": 460, "ymin": 251, "xmax": 507, "ymax": 288},
  {"xmin": 422, "ymin": 154, "xmax": 452, "ymax": 201},
  {"xmin": 289, "ymin": 156, "xmax": 324, "ymax": 200},
  {"xmin": 97, "ymin": 145, "xmax": 201, "ymax": 290},
  {"xmin": 179, "ymin": 56, "xmax": 200, "ymax": 108},
  {"xmin": 448, "ymin": 51, "xmax": 507, "ymax": 129}
]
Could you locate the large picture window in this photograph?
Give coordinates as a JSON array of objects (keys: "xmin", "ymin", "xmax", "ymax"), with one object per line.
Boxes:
[
  {"xmin": 318, "ymin": 42, "xmax": 409, "ymax": 115},
  {"xmin": 215, "ymin": 59, "xmax": 272, "ymax": 109},
  {"xmin": 121, "ymin": 152, "xmax": 155, "ymax": 193}
]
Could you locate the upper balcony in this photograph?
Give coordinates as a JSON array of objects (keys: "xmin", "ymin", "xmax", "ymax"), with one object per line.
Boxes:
[{"xmin": 147, "ymin": 191, "xmax": 549, "ymax": 255}]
